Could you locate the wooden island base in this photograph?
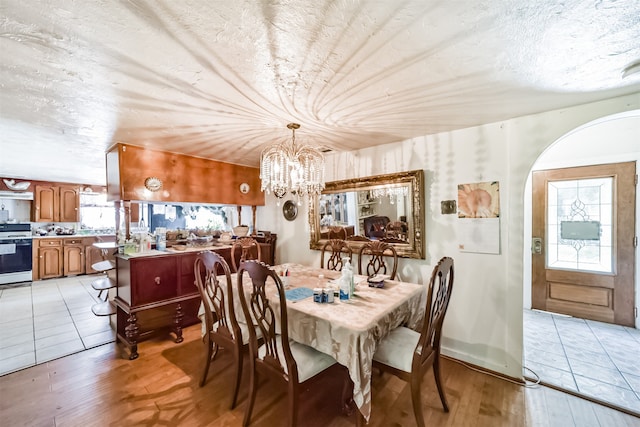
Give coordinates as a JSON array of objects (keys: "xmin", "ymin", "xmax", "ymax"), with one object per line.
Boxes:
[
  {"xmin": 113, "ymin": 239, "xmax": 275, "ymax": 359},
  {"xmin": 115, "ymin": 296, "xmax": 200, "ymax": 360}
]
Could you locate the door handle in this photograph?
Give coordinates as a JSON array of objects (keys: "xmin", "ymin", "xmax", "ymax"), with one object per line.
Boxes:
[{"xmin": 532, "ymin": 237, "xmax": 543, "ymax": 254}]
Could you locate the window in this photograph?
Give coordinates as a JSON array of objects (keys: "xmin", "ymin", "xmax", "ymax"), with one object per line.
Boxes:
[
  {"xmin": 547, "ymin": 178, "xmax": 612, "ymax": 273},
  {"xmin": 80, "ymin": 192, "xmax": 115, "ymax": 230}
]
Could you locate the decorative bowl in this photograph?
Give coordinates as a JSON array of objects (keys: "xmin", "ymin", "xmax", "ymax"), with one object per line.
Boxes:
[
  {"xmin": 233, "ymin": 226, "xmax": 249, "ymax": 237},
  {"xmin": 219, "ymin": 231, "xmax": 233, "ymax": 242}
]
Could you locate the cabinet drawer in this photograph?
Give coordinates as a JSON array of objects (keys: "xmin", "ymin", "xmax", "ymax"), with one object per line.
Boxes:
[
  {"xmin": 63, "ymin": 238, "xmax": 84, "ymax": 246},
  {"xmin": 131, "ymin": 257, "xmax": 178, "ymax": 306},
  {"xmin": 40, "ymin": 239, "xmax": 62, "ymax": 247}
]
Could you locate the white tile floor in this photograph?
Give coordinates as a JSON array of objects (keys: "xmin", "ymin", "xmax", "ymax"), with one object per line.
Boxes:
[
  {"xmin": 0, "ymin": 275, "xmax": 116, "ymax": 376},
  {"xmin": 524, "ymin": 309, "xmax": 640, "ymax": 416}
]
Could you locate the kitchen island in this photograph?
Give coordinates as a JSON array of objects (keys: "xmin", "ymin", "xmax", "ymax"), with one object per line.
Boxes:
[{"xmin": 113, "ymin": 239, "xmax": 274, "ymax": 360}]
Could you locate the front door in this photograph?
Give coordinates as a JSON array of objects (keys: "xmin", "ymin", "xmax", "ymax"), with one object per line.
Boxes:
[{"xmin": 532, "ymin": 162, "xmax": 636, "ymax": 327}]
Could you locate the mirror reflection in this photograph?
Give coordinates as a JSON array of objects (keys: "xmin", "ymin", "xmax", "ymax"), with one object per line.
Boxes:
[
  {"xmin": 318, "ymin": 186, "xmax": 411, "ymax": 242},
  {"xmin": 309, "ymin": 170, "xmax": 425, "ymax": 259}
]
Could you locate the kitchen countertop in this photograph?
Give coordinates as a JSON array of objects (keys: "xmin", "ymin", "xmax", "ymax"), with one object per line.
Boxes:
[
  {"xmin": 33, "ymin": 234, "xmax": 116, "ymax": 239},
  {"xmin": 115, "ymin": 244, "xmax": 234, "ymax": 259},
  {"xmin": 164, "ymin": 244, "xmax": 234, "ymax": 253}
]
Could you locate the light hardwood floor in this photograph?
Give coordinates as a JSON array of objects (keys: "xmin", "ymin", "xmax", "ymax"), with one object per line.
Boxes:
[{"xmin": 0, "ymin": 324, "xmax": 637, "ymax": 427}]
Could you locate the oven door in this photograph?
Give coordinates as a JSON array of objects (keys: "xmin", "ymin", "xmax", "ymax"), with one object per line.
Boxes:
[{"xmin": 0, "ymin": 238, "xmax": 33, "ymax": 274}]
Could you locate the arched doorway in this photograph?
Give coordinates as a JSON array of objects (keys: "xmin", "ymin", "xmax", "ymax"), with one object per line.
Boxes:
[{"xmin": 523, "ymin": 111, "xmax": 640, "ymax": 415}]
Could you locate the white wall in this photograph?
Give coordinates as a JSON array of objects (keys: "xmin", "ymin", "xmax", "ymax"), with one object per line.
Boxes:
[
  {"xmin": 0, "ymin": 199, "xmax": 31, "ymax": 223},
  {"xmin": 522, "ymin": 111, "xmax": 640, "ymax": 329},
  {"xmin": 257, "ymin": 92, "xmax": 640, "ymax": 379}
]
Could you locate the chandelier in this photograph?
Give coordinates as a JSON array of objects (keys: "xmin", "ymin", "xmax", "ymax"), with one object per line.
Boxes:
[
  {"xmin": 260, "ymin": 123, "xmax": 325, "ymax": 205},
  {"xmin": 371, "ymin": 185, "xmax": 409, "ymax": 205}
]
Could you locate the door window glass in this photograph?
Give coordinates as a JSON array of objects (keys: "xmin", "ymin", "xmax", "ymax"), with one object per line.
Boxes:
[{"xmin": 547, "ymin": 177, "xmax": 612, "ymax": 272}]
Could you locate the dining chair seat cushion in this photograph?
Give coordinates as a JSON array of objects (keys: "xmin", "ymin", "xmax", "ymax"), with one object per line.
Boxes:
[
  {"xmin": 373, "ymin": 326, "xmax": 419, "ymax": 373},
  {"xmin": 258, "ymin": 336, "xmax": 337, "ymax": 382}
]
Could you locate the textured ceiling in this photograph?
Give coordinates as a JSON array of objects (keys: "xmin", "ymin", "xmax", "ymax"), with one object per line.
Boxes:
[{"xmin": 1, "ymin": 0, "xmax": 639, "ymax": 185}]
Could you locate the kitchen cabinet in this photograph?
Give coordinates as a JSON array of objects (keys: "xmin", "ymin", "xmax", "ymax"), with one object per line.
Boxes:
[
  {"xmin": 59, "ymin": 186, "xmax": 80, "ymax": 222},
  {"xmin": 33, "ymin": 185, "xmax": 56, "ymax": 223},
  {"xmin": 106, "ymin": 142, "xmax": 264, "ymax": 206},
  {"xmin": 32, "ymin": 184, "xmax": 79, "ymax": 222},
  {"xmin": 63, "ymin": 238, "xmax": 84, "ymax": 276},
  {"xmin": 33, "ymin": 235, "xmax": 117, "ymax": 280},
  {"xmin": 37, "ymin": 239, "xmax": 63, "ymax": 279}
]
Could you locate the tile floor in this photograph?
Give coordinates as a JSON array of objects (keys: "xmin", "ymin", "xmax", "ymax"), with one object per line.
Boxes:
[
  {"xmin": 524, "ymin": 308, "xmax": 640, "ymax": 415},
  {"xmin": 0, "ymin": 274, "xmax": 116, "ymax": 376}
]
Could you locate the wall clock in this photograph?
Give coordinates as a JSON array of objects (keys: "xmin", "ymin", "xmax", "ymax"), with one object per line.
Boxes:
[
  {"xmin": 282, "ymin": 200, "xmax": 298, "ymax": 221},
  {"xmin": 144, "ymin": 177, "xmax": 163, "ymax": 192}
]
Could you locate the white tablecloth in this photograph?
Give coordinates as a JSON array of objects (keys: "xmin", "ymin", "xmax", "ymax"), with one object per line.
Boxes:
[
  {"xmin": 277, "ymin": 263, "xmax": 425, "ymax": 422},
  {"xmin": 198, "ymin": 262, "xmax": 426, "ymax": 422}
]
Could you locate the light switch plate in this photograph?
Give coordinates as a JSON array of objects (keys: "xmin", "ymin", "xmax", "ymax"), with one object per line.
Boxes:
[{"xmin": 441, "ymin": 200, "xmax": 457, "ymax": 215}]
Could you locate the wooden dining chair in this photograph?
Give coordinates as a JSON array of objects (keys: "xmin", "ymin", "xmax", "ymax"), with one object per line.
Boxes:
[
  {"xmin": 385, "ymin": 220, "xmax": 407, "ymax": 239},
  {"xmin": 372, "ymin": 256, "xmax": 454, "ymax": 427},
  {"xmin": 236, "ymin": 260, "xmax": 349, "ymax": 427},
  {"xmin": 194, "ymin": 251, "xmax": 248, "ymax": 409},
  {"xmin": 320, "ymin": 239, "xmax": 352, "ymax": 271},
  {"xmin": 357, "ymin": 240, "xmax": 398, "ymax": 280},
  {"xmin": 231, "ymin": 236, "xmax": 262, "ymax": 272},
  {"xmin": 327, "ymin": 225, "xmax": 348, "ymax": 239}
]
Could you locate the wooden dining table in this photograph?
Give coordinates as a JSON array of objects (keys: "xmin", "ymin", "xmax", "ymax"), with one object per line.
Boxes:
[{"xmin": 199, "ymin": 262, "xmax": 426, "ymax": 423}]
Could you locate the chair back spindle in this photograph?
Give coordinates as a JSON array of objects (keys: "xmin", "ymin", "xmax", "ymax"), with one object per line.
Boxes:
[
  {"xmin": 358, "ymin": 240, "xmax": 398, "ymax": 279},
  {"xmin": 320, "ymin": 239, "xmax": 352, "ymax": 271},
  {"xmin": 415, "ymin": 257, "xmax": 454, "ymax": 370}
]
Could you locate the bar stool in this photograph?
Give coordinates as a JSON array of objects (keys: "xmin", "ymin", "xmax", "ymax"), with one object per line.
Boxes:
[{"xmin": 91, "ymin": 260, "xmax": 116, "ymax": 316}]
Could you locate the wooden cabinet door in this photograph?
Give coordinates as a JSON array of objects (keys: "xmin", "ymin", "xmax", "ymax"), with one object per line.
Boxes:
[
  {"xmin": 33, "ymin": 185, "xmax": 58, "ymax": 222},
  {"xmin": 59, "ymin": 186, "xmax": 79, "ymax": 222},
  {"xmin": 258, "ymin": 243, "xmax": 272, "ymax": 265},
  {"xmin": 178, "ymin": 253, "xmax": 198, "ymax": 296},
  {"xmin": 63, "ymin": 246, "xmax": 84, "ymax": 276},
  {"xmin": 85, "ymin": 241, "xmax": 102, "ymax": 274},
  {"xmin": 39, "ymin": 246, "xmax": 62, "ymax": 279},
  {"xmin": 63, "ymin": 238, "xmax": 84, "ymax": 276},
  {"xmin": 131, "ymin": 257, "xmax": 178, "ymax": 306}
]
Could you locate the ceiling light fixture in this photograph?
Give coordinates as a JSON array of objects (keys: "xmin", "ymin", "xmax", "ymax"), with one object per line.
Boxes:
[{"xmin": 260, "ymin": 123, "xmax": 325, "ymax": 206}]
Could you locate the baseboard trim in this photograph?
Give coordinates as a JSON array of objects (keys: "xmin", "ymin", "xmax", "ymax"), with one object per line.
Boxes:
[{"xmin": 441, "ymin": 354, "xmax": 525, "ymax": 385}]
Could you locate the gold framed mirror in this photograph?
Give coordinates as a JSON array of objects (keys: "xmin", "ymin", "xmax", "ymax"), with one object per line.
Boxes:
[{"xmin": 309, "ymin": 170, "xmax": 425, "ymax": 259}]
